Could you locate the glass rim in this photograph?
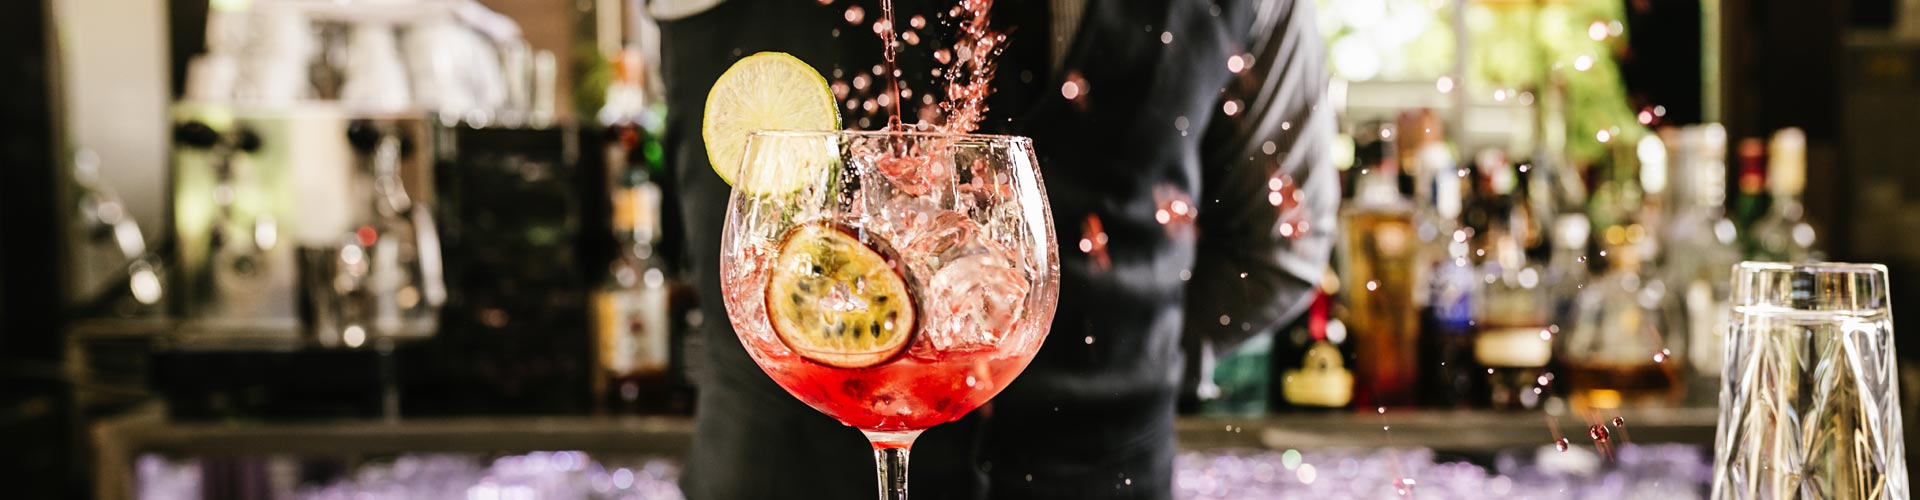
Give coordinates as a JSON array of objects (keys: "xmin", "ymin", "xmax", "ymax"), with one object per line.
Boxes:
[
  {"xmin": 746, "ymin": 129, "xmax": 1034, "ymax": 144},
  {"xmin": 1735, "ymin": 261, "xmax": 1889, "ymax": 275}
]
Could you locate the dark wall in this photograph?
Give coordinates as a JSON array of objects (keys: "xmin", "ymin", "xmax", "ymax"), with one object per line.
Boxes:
[
  {"xmin": 1722, "ymin": 0, "xmax": 1847, "ymax": 257},
  {"xmin": 1, "ymin": 0, "xmax": 76, "ymax": 497}
]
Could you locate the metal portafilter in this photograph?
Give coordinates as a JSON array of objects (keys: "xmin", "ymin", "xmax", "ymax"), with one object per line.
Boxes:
[
  {"xmin": 297, "ymin": 121, "xmax": 444, "ymax": 350},
  {"xmin": 172, "ymin": 120, "xmax": 277, "ymax": 302}
]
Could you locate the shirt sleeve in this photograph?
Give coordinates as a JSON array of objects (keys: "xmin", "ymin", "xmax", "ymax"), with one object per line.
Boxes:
[{"xmin": 1183, "ymin": 0, "xmax": 1337, "ymax": 354}]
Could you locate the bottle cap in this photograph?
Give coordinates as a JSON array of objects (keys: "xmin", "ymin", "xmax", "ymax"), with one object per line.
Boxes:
[{"xmin": 1767, "ymin": 127, "xmax": 1806, "ymax": 195}]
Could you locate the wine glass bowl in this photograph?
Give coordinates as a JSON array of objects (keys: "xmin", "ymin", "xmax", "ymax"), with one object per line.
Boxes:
[{"xmin": 718, "ymin": 130, "xmax": 1058, "ymax": 455}]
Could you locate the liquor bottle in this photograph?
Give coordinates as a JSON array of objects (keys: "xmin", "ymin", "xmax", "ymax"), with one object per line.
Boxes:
[
  {"xmin": 1562, "ymin": 230, "xmax": 1684, "ymax": 410},
  {"xmin": 1401, "ymin": 109, "xmax": 1451, "ymax": 307},
  {"xmin": 1275, "ymin": 273, "xmax": 1354, "ymax": 412},
  {"xmin": 593, "ymin": 142, "xmax": 676, "ymax": 414},
  {"xmin": 1747, "ymin": 128, "xmax": 1819, "ymax": 262},
  {"xmin": 1400, "ymin": 113, "xmax": 1481, "ymax": 407},
  {"xmin": 1418, "ymin": 224, "xmax": 1481, "ymax": 407},
  {"xmin": 1338, "ymin": 122, "xmax": 1421, "ymax": 408},
  {"xmin": 1729, "ymin": 138, "xmax": 1768, "ymax": 229},
  {"xmin": 1661, "ymin": 125, "xmax": 1740, "ymax": 380},
  {"xmin": 1473, "ymin": 168, "xmax": 1552, "ymax": 410}
]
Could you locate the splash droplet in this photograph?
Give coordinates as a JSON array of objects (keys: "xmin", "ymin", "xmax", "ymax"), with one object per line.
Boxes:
[
  {"xmin": 1366, "ymin": 280, "xmax": 1380, "ymax": 291},
  {"xmin": 1555, "ymin": 438, "xmax": 1570, "ymax": 451},
  {"xmin": 1393, "ymin": 477, "xmax": 1416, "ymax": 496},
  {"xmin": 1589, "ymin": 425, "xmax": 1610, "ymax": 442},
  {"xmin": 843, "ymin": 5, "xmax": 865, "ymax": 25},
  {"xmin": 1612, "ymin": 416, "xmax": 1626, "ymax": 427}
]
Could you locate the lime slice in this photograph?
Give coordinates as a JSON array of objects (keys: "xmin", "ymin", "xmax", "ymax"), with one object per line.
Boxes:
[
  {"xmin": 766, "ymin": 223, "xmax": 916, "ymax": 368},
  {"xmin": 703, "ymin": 52, "xmax": 840, "ymax": 192}
]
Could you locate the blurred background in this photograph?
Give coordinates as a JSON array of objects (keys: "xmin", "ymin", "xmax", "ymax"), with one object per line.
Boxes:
[{"xmin": 2, "ymin": 0, "xmax": 1917, "ymax": 498}]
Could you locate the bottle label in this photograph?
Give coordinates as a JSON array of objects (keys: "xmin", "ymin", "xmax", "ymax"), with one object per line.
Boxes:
[
  {"xmin": 598, "ymin": 283, "xmax": 671, "ymax": 375},
  {"xmin": 1474, "ymin": 326, "xmax": 1552, "ymax": 368},
  {"xmin": 1283, "ymin": 342, "xmax": 1354, "ymax": 408}
]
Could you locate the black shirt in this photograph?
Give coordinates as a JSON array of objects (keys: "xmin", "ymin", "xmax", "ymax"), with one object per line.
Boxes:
[{"xmin": 656, "ymin": 0, "xmax": 1335, "ymax": 497}]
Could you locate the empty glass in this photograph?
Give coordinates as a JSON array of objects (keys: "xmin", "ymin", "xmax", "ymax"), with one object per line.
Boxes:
[{"xmin": 1712, "ymin": 262, "xmax": 1908, "ymax": 499}]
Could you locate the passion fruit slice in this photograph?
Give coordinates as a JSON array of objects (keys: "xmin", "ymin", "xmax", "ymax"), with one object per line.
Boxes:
[{"xmin": 766, "ymin": 223, "xmax": 917, "ymax": 368}]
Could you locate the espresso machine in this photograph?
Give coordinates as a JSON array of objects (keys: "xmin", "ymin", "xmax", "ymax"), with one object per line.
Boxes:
[{"xmin": 147, "ymin": 0, "xmax": 593, "ymax": 419}]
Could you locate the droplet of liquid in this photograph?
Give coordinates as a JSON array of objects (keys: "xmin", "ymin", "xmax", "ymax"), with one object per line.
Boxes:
[
  {"xmin": 1613, "ymin": 417, "xmax": 1626, "ymax": 427},
  {"xmin": 1589, "ymin": 425, "xmax": 1610, "ymax": 442},
  {"xmin": 1653, "ymin": 349, "xmax": 1670, "ymax": 363},
  {"xmin": 1366, "ymin": 280, "xmax": 1380, "ymax": 291},
  {"xmin": 909, "ymin": 15, "xmax": 926, "ymax": 28},
  {"xmin": 844, "ymin": 5, "xmax": 865, "ymax": 25},
  {"xmin": 1393, "ymin": 477, "xmax": 1415, "ymax": 496},
  {"xmin": 1555, "ymin": 438, "xmax": 1570, "ymax": 451}
]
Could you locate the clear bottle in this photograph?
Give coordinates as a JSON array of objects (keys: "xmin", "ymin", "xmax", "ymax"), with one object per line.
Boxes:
[
  {"xmin": 1747, "ymin": 127, "xmax": 1819, "ymax": 262},
  {"xmin": 1339, "ymin": 121, "xmax": 1421, "ymax": 408},
  {"xmin": 1563, "ymin": 230, "xmax": 1684, "ymax": 410},
  {"xmin": 1661, "ymin": 125, "xmax": 1741, "ymax": 380}
]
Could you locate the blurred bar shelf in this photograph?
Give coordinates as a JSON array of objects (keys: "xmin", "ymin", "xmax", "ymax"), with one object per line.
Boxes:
[
  {"xmin": 94, "ymin": 404, "xmax": 1717, "ymax": 460},
  {"xmin": 1178, "ymin": 407, "xmax": 1719, "ymax": 452},
  {"xmin": 68, "ymin": 317, "xmax": 432, "ymax": 352}
]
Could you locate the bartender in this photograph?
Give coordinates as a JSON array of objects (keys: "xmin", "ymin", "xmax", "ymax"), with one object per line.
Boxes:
[{"xmin": 651, "ymin": 0, "xmax": 1335, "ymax": 497}]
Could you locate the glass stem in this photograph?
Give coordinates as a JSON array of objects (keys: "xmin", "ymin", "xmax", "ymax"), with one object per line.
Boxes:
[
  {"xmin": 865, "ymin": 430, "xmax": 920, "ymax": 500},
  {"xmin": 875, "ymin": 446, "xmax": 910, "ymax": 500}
]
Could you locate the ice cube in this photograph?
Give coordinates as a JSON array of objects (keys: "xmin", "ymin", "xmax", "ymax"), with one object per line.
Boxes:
[
  {"xmin": 914, "ymin": 252, "xmax": 1030, "ymax": 355},
  {"xmin": 958, "ymin": 158, "xmax": 1012, "ymax": 203},
  {"xmin": 875, "ymin": 153, "xmax": 952, "ymax": 197},
  {"xmin": 867, "ymin": 193, "xmax": 938, "ymax": 247},
  {"xmin": 903, "ymin": 211, "xmax": 976, "ymax": 259}
]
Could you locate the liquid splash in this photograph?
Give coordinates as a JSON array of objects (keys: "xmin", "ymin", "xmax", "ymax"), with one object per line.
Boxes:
[
  {"xmin": 933, "ymin": 0, "xmax": 1006, "ymax": 133},
  {"xmin": 1079, "ymin": 214, "xmax": 1111, "ymax": 272}
]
